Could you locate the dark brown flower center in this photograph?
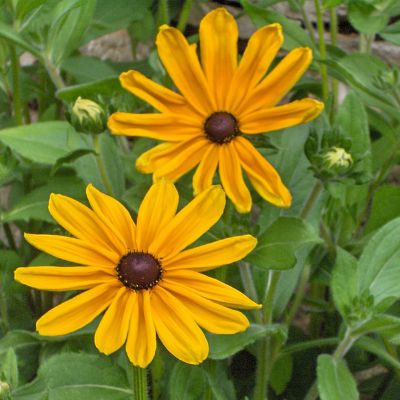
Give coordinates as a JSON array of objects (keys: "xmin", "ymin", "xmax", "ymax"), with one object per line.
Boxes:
[
  {"xmin": 116, "ymin": 252, "xmax": 162, "ymax": 290},
  {"xmin": 204, "ymin": 112, "xmax": 239, "ymax": 144}
]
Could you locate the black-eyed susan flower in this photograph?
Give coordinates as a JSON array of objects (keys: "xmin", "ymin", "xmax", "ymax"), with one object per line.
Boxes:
[
  {"xmin": 14, "ymin": 180, "xmax": 259, "ymax": 367},
  {"xmin": 108, "ymin": 8, "xmax": 324, "ymax": 213}
]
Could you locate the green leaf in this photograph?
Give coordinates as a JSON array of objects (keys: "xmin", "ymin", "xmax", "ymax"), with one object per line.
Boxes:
[
  {"xmin": 204, "ymin": 364, "xmax": 236, "ymax": 400},
  {"xmin": 168, "ymin": 364, "xmax": 206, "ymax": 400},
  {"xmin": 241, "ymin": 0, "xmax": 316, "ymax": 51},
  {"xmin": 0, "ymin": 21, "xmax": 42, "ymax": 59},
  {"xmin": 381, "ymin": 20, "xmax": 400, "ymax": 45},
  {"xmin": 335, "ymin": 91, "xmax": 371, "ymax": 173},
  {"xmin": 56, "ymin": 78, "xmax": 122, "ymax": 102},
  {"xmin": 364, "ymin": 185, "xmax": 400, "ymax": 234},
  {"xmin": 352, "ymin": 314, "xmax": 400, "ymax": 337},
  {"xmin": 358, "ymin": 218, "xmax": 400, "ymax": 305},
  {"xmin": 46, "ymin": 0, "xmax": 96, "ymax": 66},
  {"xmin": 208, "ymin": 324, "xmax": 286, "ymax": 360},
  {"xmin": 15, "ymin": 0, "xmax": 49, "ymax": 22},
  {"xmin": 270, "ymin": 354, "xmax": 293, "ymax": 395},
  {"xmin": 2, "ymin": 176, "xmax": 86, "ymax": 223},
  {"xmin": 348, "ymin": 2, "xmax": 390, "ymax": 35},
  {"xmin": 0, "ymin": 121, "xmax": 89, "ymax": 165},
  {"xmin": 331, "ymin": 248, "xmax": 359, "ymax": 318},
  {"xmin": 12, "ymin": 353, "xmax": 131, "ymax": 400},
  {"xmin": 317, "ymin": 354, "xmax": 359, "ymax": 400},
  {"xmin": 0, "ymin": 331, "xmax": 40, "ymax": 355},
  {"xmin": 246, "ymin": 217, "xmax": 321, "ymax": 270},
  {"xmin": 0, "ymin": 349, "xmax": 18, "ymax": 388}
]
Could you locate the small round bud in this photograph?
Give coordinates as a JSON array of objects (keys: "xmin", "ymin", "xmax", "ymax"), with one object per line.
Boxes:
[
  {"xmin": 71, "ymin": 97, "xmax": 106, "ymax": 134},
  {"xmin": 323, "ymin": 147, "xmax": 353, "ymax": 169},
  {"xmin": 0, "ymin": 381, "xmax": 10, "ymax": 400}
]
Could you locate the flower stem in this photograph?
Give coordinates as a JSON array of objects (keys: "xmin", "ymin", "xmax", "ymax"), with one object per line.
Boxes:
[
  {"xmin": 285, "ymin": 263, "xmax": 311, "ymax": 326},
  {"xmin": 177, "ymin": 0, "xmax": 193, "ymax": 32},
  {"xmin": 314, "ymin": 0, "xmax": 329, "ymax": 101},
  {"xmin": 93, "ymin": 135, "xmax": 114, "ymax": 196},
  {"xmin": 132, "ymin": 366, "xmax": 148, "ymax": 400},
  {"xmin": 157, "ymin": 0, "xmax": 169, "ymax": 26},
  {"xmin": 300, "ymin": 180, "xmax": 323, "ymax": 219},
  {"xmin": 238, "ymin": 261, "xmax": 262, "ymax": 324},
  {"xmin": 44, "ymin": 59, "xmax": 65, "ymax": 90},
  {"xmin": 253, "ymin": 271, "xmax": 281, "ymax": 400},
  {"xmin": 299, "ymin": 3, "xmax": 316, "ymax": 45},
  {"xmin": 10, "ymin": 45, "xmax": 23, "ymax": 125}
]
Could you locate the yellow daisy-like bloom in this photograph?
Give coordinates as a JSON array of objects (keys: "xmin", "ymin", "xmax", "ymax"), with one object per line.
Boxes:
[
  {"xmin": 108, "ymin": 8, "xmax": 324, "ymax": 213},
  {"xmin": 14, "ymin": 181, "xmax": 259, "ymax": 367}
]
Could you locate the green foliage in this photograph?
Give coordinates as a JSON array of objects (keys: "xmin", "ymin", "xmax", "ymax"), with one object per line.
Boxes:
[{"xmin": 317, "ymin": 354, "xmax": 359, "ymax": 400}]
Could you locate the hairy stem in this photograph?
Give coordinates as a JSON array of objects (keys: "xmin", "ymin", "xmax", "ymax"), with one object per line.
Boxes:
[{"xmin": 132, "ymin": 366, "xmax": 148, "ymax": 400}]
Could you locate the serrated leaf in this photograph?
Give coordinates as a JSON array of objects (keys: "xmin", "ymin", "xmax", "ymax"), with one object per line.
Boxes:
[
  {"xmin": 208, "ymin": 324, "xmax": 286, "ymax": 360},
  {"xmin": 0, "ymin": 121, "xmax": 89, "ymax": 165},
  {"xmin": 246, "ymin": 217, "xmax": 321, "ymax": 270},
  {"xmin": 352, "ymin": 314, "xmax": 400, "ymax": 337},
  {"xmin": 317, "ymin": 354, "xmax": 359, "ymax": 400}
]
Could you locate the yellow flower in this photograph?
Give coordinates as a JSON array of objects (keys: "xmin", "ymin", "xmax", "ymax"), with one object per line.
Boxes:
[
  {"xmin": 14, "ymin": 181, "xmax": 259, "ymax": 367},
  {"xmin": 108, "ymin": 8, "xmax": 324, "ymax": 213}
]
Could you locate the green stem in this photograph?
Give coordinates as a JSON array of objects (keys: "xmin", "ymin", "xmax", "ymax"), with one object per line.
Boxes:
[
  {"xmin": 93, "ymin": 135, "xmax": 114, "ymax": 196},
  {"xmin": 132, "ymin": 366, "xmax": 148, "ymax": 400},
  {"xmin": 177, "ymin": 0, "xmax": 193, "ymax": 32},
  {"xmin": 157, "ymin": 0, "xmax": 169, "ymax": 26},
  {"xmin": 44, "ymin": 60, "xmax": 65, "ymax": 90},
  {"xmin": 305, "ymin": 328, "xmax": 356, "ymax": 400},
  {"xmin": 253, "ymin": 271, "xmax": 281, "ymax": 400},
  {"xmin": 300, "ymin": 3, "xmax": 317, "ymax": 46},
  {"xmin": 359, "ymin": 34, "xmax": 367, "ymax": 53},
  {"xmin": 314, "ymin": 0, "xmax": 329, "ymax": 101},
  {"xmin": 10, "ymin": 45, "xmax": 23, "ymax": 125},
  {"xmin": 285, "ymin": 263, "xmax": 311, "ymax": 326},
  {"xmin": 329, "ymin": 7, "xmax": 339, "ymax": 122},
  {"xmin": 0, "ymin": 286, "xmax": 9, "ymax": 333},
  {"xmin": 3, "ymin": 223, "xmax": 16, "ymax": 250},
  {"xmin": 238, "ymin": 261, "xmax": 262, "ymax": 324},
  {"xmin": 300, "ymin": 180, "xmax": 323, "ymax": 219}
]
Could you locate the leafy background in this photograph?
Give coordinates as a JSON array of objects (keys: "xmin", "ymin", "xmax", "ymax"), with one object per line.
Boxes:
[{"xmin": 0, "ymin": 0, "xmax": 400, "ymax": 399}]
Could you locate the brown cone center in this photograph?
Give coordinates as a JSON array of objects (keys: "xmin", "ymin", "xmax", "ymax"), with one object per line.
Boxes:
[
  {"xmin": 116, "ymin": 252, "xmax": 162, "ymax": 290},
  {"xmin": 204, "ymin": 112, "xmax": 239, "ymax": 144}
]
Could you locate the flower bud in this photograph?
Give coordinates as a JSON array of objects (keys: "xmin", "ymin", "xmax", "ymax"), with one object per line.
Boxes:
[
  {"xmin": 0, "ymin": 381, "xmax": 10, "ymax": 400},
  {"xmin": 71, "ymin": 97, "xmax": 106, "ymax": 134},
  {"xmin": 323, "ymin": 147, "xmax": 353, "ymax": 169}
]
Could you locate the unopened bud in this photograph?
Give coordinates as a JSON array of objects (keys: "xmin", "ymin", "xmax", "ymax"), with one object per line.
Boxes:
[
  {"xmin": 323, "ymin": 147, "xmax": 353, "ymax": 169},
  {"xmin": 0, "ymin": 381, "xmax": 10, "ymax": 399},
  {"xmin": 71, "ymin": 97, "xmax": 106, "ymax": 134}
]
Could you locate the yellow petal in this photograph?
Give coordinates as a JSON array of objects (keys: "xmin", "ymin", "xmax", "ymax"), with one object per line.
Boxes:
[
  {"xmin": 86, "ymin": 184, "xmax": 136, "ymax": 251},
  {"xmin": 238, "ymin": 48, "xmax": 313, "ymax": 114},
  {"xmin": 199, "ymin": 8, "xmax": 238, "ymax": 108},
  {"xmin": 156, "ymin": 25, "xmax": 215, "ymax": 115},
  {"xmin": 136, "ymin": 142, "xmax": 175, "ymax": 174},
  {"xmin": 108, "ymin": 113, "xmax": 201, "ymax": 142},
  {"xmin": 218, "ymin": 143, "xmax": 252, "ymax": 213},
  {"xmin": 240, "ymin": 99, "xmax": 324, "ymax": 134},
  {"xmin": 192, "ymin": 143, "xmax": 219, "ymax": 195},
  {"xmin": 126, "ymin": 291, "xmax": 156, "ymax": 368},
  {"xmin": 36, "ymin": 283, "xmax": 119, "ymax": 336},
  {"xmin": 120, "ymin": 70, "xmax": 199, "ymax": 117},
  {"xmin": 24, "ymin": 233, "xmax": 118, "ymax": 267},
  {"xmin": 49, "ymin": 193, "xmax": 120, "ymax": 254},
  {"xmin": 14, "ymin": 266, "xmax": 115, "ymax": 291},
  {"xmin": 161, "ymin": 280, "xmax": 249, "ymax": 334},
  {"xmin": 151, "ymin": 286, "xmax": 208, "ymax": 364},
  {"xmin": 163, "ymin": 235, "xmax": 257, "ymax": 272},
  {"xmin": 234, "ymin": 137, "xmax": 291, "ymax": 207},
  {"xmin": 136, "ymin": 180, "xmax": 178, "ymax": 251},
  {"xmin": 95, "ymin": 287, "xmax": 134, "ymax": 355},
  {"xmin": 153, "ymin": 137, "xmax": 209, "ymax": 182},
  {"xmin": 227, "ymin": 24, "xmax": 283, "ymax": 113},
  {"xmin": 150, "ymin": 185, "xmax": 225, "ymax": 258},
  {"xmin": 163, "ymin": 269, "xmax": 260, "ymax": 310}
]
